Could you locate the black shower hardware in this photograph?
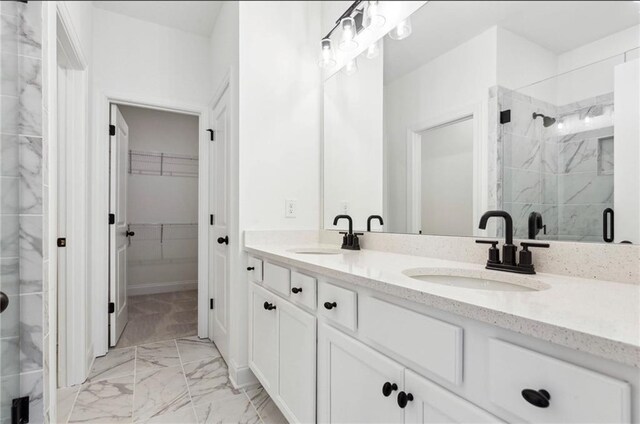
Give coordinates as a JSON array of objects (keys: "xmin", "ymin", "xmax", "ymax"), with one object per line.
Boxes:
[
  {"xmin": 528, "ymin": 212, "xmax": 546, "ymax": 239},
  {"xmin": 477, "ymin": 210, "xmax": 549, "ymax": 274},
  {"xmin": 603, "ymin": 207, "xmax": 614, "ymax": 243},
  {"xmin": 367, "ymin": 215, "xmax": 384, "ymax": 232},
  {"xmin": 532, "ymin": 112, "xmax": 556, "ymax": 127},
  {"xmin": 333, "ymin": 215, "xmax": 362, "ymax": 250}
]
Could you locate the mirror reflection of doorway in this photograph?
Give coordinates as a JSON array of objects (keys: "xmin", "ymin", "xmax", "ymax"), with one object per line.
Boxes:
[{"xmin": 419, "ymin": 117, "xmax": 474, "ymax": 236}]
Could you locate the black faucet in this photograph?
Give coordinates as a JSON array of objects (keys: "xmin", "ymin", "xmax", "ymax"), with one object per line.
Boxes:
[
  {"xmin": 333, "ymin": 215, "xmax": 362, "ymax": 250},
  {"xmin": 528, "ymin": 212, "xmax": 546, "ymax": 239},
  {"xmin": 367, "ymin": 215, "xmax": 384, "ymax": 232},
  {"xmin": 477, "ymin": 210, "xmax": 549, "ymax": 274}
]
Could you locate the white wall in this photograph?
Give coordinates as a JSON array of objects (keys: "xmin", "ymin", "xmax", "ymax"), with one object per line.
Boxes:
[
  {"xmin": 92, "ymin": 7, "xmax": 212, "ymax": 105},
  {"xmin": 119, "ymin": 106, "xmax": 199, "ymax": 294},
  {"xmin": 384, "ymin": 26, "xmax": 497, "ymax": 233},
  {"xmin": 324, "ymin": 52, "xmax": 384, "ymax": 231}
]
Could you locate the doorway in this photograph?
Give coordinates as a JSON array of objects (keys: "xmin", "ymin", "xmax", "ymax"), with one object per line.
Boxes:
[{"xmin": 108, "ymin": 104, "xmax": 201, "ymax": 348}]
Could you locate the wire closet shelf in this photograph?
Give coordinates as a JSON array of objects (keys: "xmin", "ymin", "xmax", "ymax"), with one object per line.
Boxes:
[
  {"xmin": 129, "ymin": 150, "xmax": 198, "ymax": 177},
  {"xmin": 128, "ymin": 222, "xmax": 198, "ymax": 243}
]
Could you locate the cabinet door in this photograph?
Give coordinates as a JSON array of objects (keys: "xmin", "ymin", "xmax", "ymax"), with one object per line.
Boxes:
[
  {"xmin": 404, "ymin": 369, "xmax": 503, "ymax": 424},
  {"xmin": 318, "ymin": 324, "xmax": 404, "ymax": 424},
  {"xmin": 278, "ymin": 301, "xmax": 316, "ymax": 423},
  {"xmin": 249, "ymin": 284, "xmax": 278, "ymax": 392}
]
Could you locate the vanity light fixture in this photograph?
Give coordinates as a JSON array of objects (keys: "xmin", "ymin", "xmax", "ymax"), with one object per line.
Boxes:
[
  {"xmin": 318, "ymin": 38, "xmax": 337, "ymax": 69},
  {"xmin": 366, "ymin": 39, "xmax": 381, "ymax": 59},
  {"xmin": 339, "ymin": 17, "xmax": 359, "ymax": 51},
  {"xmin": 343, "ymin": 58, "xmax": 359, "ymax": 76},
  {"xmin": 389, "ymin": 17, "xmax": 412, "ymax": 40},
  {"xmin": 365, "ymin": 1, "xmax": 386, "ymax": 28}
]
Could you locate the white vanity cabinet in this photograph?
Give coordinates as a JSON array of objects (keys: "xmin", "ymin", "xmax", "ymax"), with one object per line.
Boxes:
[
  {"xmin": 246, "ymin": 255, "xmax": 637, "ymax": 424},
  {"xmin": 249, "ymin": 282, "xmax": 316, "ymax": 423}
]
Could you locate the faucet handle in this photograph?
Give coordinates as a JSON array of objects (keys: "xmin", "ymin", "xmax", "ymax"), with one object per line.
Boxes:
[
  {"xmin": 476, "ymin": 240, "xmax": 500, "ymax": 264},
  {"xmin": 521, "ymin": 242, "xmax": 550, "ymax": 250},
  {"xmin": 519, "ymin": 242, "xmax": 550, "ymax": 273}
]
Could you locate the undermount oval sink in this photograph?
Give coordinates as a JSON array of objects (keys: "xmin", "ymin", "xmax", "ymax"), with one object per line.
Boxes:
[
  {"xmin": 402, "ymin": 268, "xmax": 549, "ymax": 292},
  {"xmin": 289, "ymin": 247, "xmax": 343, "ymax": 255}
]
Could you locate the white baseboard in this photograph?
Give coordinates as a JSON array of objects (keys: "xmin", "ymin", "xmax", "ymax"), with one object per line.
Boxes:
[
  {"xmin": 229, "ymin": 360, "xmax": 259, "ymax": 390},
  {"xmin": 128, "ymin": 280, "xmax": 197, "ymax": 296}
]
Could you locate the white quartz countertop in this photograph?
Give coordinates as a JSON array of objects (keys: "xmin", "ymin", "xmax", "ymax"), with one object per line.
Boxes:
[{"xmin": 245, "ymin": 243, "xmax": 640, "ymax": 368}]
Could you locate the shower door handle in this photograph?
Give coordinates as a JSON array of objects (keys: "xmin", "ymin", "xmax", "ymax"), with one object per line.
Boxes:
[
  {"xmin": 0, "ymin": 291, "xmax": 8, "ymax": 314},
  {"xmin": 603, "ymin": 208, "xmax": 614, "ymax": 243}
]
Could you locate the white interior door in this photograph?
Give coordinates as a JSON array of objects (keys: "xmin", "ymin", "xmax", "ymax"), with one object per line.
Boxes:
[
  {"xmin": 109, "ymin": 105, "xmax": 130, "ymax": 347},
  {"xmin": 209, "ymin": 88, "xmax": 230, "ymax": 358}
]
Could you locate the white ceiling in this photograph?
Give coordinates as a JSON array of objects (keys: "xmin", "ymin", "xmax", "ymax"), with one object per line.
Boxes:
[
  {"xmin": 384, "ymin": 1, "xmax": 640, "ymax": 82},
  {"xmin": 93, "ymin": 1, "xmax": 223, "ymax": 37}
]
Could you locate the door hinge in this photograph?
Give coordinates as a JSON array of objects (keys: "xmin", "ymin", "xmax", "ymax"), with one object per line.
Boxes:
[
  {"xmin": 210, "ymin": 214, "xmax": 215, "ymax": 226},
  {"xmin": 206, "ymin": 129, "xmax": 215, "ymax": 141},
  {"xmin": 57, "ymin": 238, "xmax": 66, "ymax": 247},
  {"xmin": 108, "ymin": 302, "xmax": 115, "ymax": 314},
  {"xmin": 109, "ymin": 213, "xmax": 115, "ymax": 225},
  {"xmin": 11, "ymin": 396, "xmax": 29, "ymax": 424},
  {"xmin": 210, "ymin": 299, "xmax": 215, "ymax": 310},
  {"xmin": 500, "ymin": 109, "xmax": 511, "ymax": 124},
  {"xmin": 109, "ymin": 124, "xmax": 116, "ymax": 136}
]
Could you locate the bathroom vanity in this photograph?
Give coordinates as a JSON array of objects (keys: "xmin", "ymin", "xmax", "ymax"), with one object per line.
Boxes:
[{"xmin": 244, "ymin": 234, "xmax": 639, "ymax": 424}]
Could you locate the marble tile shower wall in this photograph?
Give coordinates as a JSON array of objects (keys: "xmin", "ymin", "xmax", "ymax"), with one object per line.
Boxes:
[
  {"xmin": 0, "ymin": 2, "xmax": 46, "ymax": 424},
  {"xmin": 496, "ymin": 87, "xmax": 614, "ymax": 242}
]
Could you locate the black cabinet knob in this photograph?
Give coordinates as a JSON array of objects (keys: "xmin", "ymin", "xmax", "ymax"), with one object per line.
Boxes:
[
  {"xmin": 263, "ymin": 301, "xmax": 276, "ymax": 311},
  {"xmin": 247, "ymin": 267, "xmax": 255, "ymax": 271},
  {"xmin": 382, "ymin": 382, "xmax": 398, "ymax": 397},
  {"xmin": 0, "ymin": 291, "xmax": 8, "ymax": 314},
  {"xmin": 521, "ymin": 389, "xmax": 550, "ymax": 408},
  {"xmin": 217, "ymin": 236, "xmax": 229, "ymax": 245},
  {"xmin": 292, "ymin": 287, "xmax": 303, "ymax": 294},
  {"xmin": 397, "ymin": 391, "xmax": 414, "ymax": 408},
  {"xmin": 323, "ymin": 301, "xmax": 337, "ymax": 310},
  {"xmin": 126, "ymin": 231, "xmax": 135, "ymax": 237}
]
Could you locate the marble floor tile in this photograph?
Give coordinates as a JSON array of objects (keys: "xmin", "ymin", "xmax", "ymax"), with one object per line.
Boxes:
[
  {"xmin": 183, "ymin": 357, "xmax": 242, "ymax": 406},
  {"xmin": 68, "ymin": 375, "xmax": 134, "ymax": 423},
  {"xmin": 133, "ymin": 366, "xmax": 191, "ymax": 423},
  {"xmin": 247, "ymin": 388, "xmax": 287, "ymax": 424},
  {"xmin": 195, "ymin": 395, "xmax": 261, "ymax": 424},
  {"xmin": 142, "ymin": 406, "xmax": 198, "ymax": 424},
  {"xmin": 177, "ymin": 337, "xmax": 221, "ymax": 365},
  {"xmin": 87, "ymin": 347, "xmax": 136, "ymax": 383},
  {"xmin": 136, "ymin": 340, "xmax": 180, "ymax": 374},
  {"xmin": 57, "ymin": 385, "xmax": 80, "ymax": 424}
]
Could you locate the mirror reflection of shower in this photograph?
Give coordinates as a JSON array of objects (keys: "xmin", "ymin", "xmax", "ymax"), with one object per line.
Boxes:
[{"xmin": 532, "ymin": 112, "xmax": 556, "ymax": 127}]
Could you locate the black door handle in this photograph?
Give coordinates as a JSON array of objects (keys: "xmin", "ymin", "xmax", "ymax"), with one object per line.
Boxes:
[
  {"xmin": 292, "ymin": 287, "xmax": 303, "ymax": 294},
  {"xmin": 521, "ymin": 389, "xmax": 550, "ymax": 408},
  {"xmin": 324, "ymin": 301, "xmax": 337, "ymax": 310},
  {"xmin": 0, "ymin": 291, "xmax": 8, "ymax": 314},
  {"xmin": 382, "ymin": 382, "xmax": 398, "ymax": 397},
  {"xmin": 397, "ymin": 391, "xmax": 413, "ymax": 408},
  {"xmin": 263, "ymin": 301, "xmax": 276, "ymax": 311},
  {"xmin": 126, "ymin": 231, "xmax": 135, "ymax": 237},
  {"xmin": 217, "ymin": 236, "xmax": 229, "ymax": 245},
  {"xmin": 247, "ymin": 267, "xmax": 255, "ymax": 271}
]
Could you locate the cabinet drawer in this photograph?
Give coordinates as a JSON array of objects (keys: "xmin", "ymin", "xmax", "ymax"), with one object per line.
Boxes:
[
  {"xmin": 360, "ymin": 296, "xmax": 463, "ymax": 385},
  {"xmin": 247, "ymin": 257, "xmax": 263, "ymax": 283},
  {"xmin": 318, "ymin": 281, "xmax": 357, "ymax": 331},
  {"xmin": 263, "ymin": 262, "xmax": 290, "ymax": 297},
  {"xmin": 489, "ymin": 339, "xmax": 630, "ymax": 423},
  {"xmin": 290, "ymin": 271, "xmax": 316, "ymax": 310}
]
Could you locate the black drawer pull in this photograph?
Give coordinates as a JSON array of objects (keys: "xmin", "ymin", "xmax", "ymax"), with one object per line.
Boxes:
[
  {"xmin": 397, "ymin": 391, "xmax": 413, "ymax": 408},
  {"xmin": 247, "ymin": 267, "xmax": 255, "ymax": 271},
  {"xmin": 521, "ymin": 389, "xmax": 550, "ymax": 408},
  {"xmin": 292, "ymin": 287, "xmax": 303, "ymax": 294},
  {"xmin": 263, "ymin": 301, "xmax": 276, "ymax": 311},
  {"xmin": 324, "ymin": 301, "xmax": 337, "ymax": 310},
  {"xmin": 382, "ymin": 382, "xmax": 398, "ymax": 397}
]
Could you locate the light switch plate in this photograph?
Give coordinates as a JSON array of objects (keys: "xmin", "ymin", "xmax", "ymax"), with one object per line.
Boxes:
[{"xmin": 285, "ymin": 199, "xmax": 297, "ymax": 218}]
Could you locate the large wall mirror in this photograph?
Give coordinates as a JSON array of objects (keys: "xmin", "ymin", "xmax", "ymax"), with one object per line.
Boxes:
[{"xmin": 323, "ymin": 1, "xmax": 640, "ymax": 244}]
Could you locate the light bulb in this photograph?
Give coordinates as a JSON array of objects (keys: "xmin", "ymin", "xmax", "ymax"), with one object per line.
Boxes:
[
  {"xmin": 366, "ymin": 40, "xmax": 380, "ymax": 59},
  {"xmin": 339, "ymin": 17, "xmax": 358, "ymax": 51},
  {"xmin": 557, "ymin": 121, "xmax": 564, "ymax": 130},
  {"xmin": 584, "ymin": 115, "xmax": 591, "ymax": 124},
  {"xmin": 318, "ymin": 38, "xmax": 336, "ymax": 69},
  {"xmin": 389, "ymin": 17, "xmax": 412, "ymax": 41},
  {"xmin": 343, "ymin": 58, "xmax": 358, "ymax": 76},
  {"xmin": 366, "ymin": 1, "xmax": 386, "ymax": 28}
]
